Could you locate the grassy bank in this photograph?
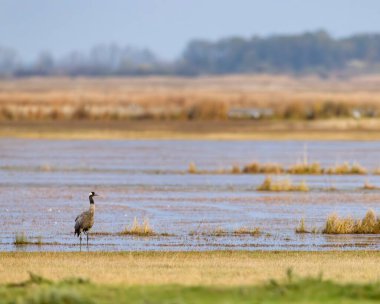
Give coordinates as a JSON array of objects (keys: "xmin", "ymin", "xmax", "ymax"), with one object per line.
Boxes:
[
  {"xmin": 2, "ymin": 251, "xmax": 380, "ymax": 285},
  {"xmin": 3, "ymin": 120, "xmax": 380, "ymax": 140},
  {"xmin": 2, "ymin": 252, "xmax": 380, "ymax": 303},
  {"xmin": 2, "ymin": 274, "xmax": 380, "ymax": 303},
  {"xmin": 0, "ymin": 251, "xmax": 380, "ymax": 304}
]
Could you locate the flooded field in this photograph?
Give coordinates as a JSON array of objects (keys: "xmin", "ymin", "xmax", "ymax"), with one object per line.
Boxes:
[{"xmin": 1, "ymin": 138, "xmax": 380, "ymax": 251}]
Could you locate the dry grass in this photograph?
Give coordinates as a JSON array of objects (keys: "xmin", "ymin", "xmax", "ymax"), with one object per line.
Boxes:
[
  {"xmin": 243, "ymin": 162, "xmax": 284, "ymax": 174},
  {"xmin": 373, "ymin": 167, "xmax": 380, "ymax": 175},
  {"xmin": 326, "ymin": 162, "xmax": 367, "ymax": 175},
  {"xmin": 191, "ymin": 227, "xmax": 261, "ymax": 237},
  {"xmin": 120, "ymin": 217, "xmax": 155, "ymax": 236},
  {"xmin": 209, "ymin": 227, "xmax": 227, "ymax": 237},
  {"xmin": 188, "ymin": 162, "xmax": 198, "ymax": 174},
  {"xmin": 362, "ymin": 180, "xmax": 380, "ymax": 190},
  {"xmin": 4, "ymin": 120, "xmax": 380, "ymax": 140},
  {"xmin": 231, "ymin": 164, "xmax": 241, "ymax": 174},
  {"xmin": 3, "ymin": 75, "xmax": 380, "ymax": 122},
  {"xmin": 287, "ymin": 162, "xmax": 323, "ymax": 174},
  {"xmin": 295, "ymin": 218, "xmax": 309, "ymax": 233},
  {"xmin": 257, "ymin": 176, "xmax": 309, "ymax": 192},
  {"xmin": 323, "ymin": 210, "xmax": 380, "ymax": 234},
  {"xmin": 2, "ymin": 251, "xmax": 380, "ymax": 286},
  {"xmin": 233, "ymin": 227, "xmax": 261, "ymax": 236}
]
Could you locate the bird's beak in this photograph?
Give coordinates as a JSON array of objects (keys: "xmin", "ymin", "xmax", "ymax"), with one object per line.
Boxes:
[{"xmin": 94, "ymin": 194, "xmax": 99, "ymax": 196}]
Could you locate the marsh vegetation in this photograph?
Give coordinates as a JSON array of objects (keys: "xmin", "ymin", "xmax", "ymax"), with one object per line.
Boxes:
[
  {"xmin": 14, "ymin": 233, "xmax": 43, "ymax": 246},
  {"xmin": 323, "ymin": 210, "xmax": 380, "ymax": 234},
  {"xmin": 120, "ymin": 217, "xmax": 156, "ymax": 236},
  {"xmin": 3, "ymin": 76, "xmax": 380, "ymax": 123},
  {"xmin": 257, "ymin": 176, "xmax": 309, "ymax": 192}
]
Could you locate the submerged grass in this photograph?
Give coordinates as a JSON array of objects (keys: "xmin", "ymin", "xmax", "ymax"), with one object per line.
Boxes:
[
  {"xmin": 14, "ymin": 233, "xmax": 42, "ymax": 246},
  {"xmin": 323, "ymin": 209, "xmax": 380, "ymax": 234},
  {"xmin": 257, "ymin": 176, "xmax": 309, "ymax": 192},
  {"xmin": 208, "ymin": 227, "xmax": 227, "ymax": 237},
  {"xmin": 191, "ymin": 160, "xmax": 370, "ymax": 176},
  {"xmin": 190, "ymin": 227, "xmax": 261, "ymax": 237},
  {"xmin": 233, "ymin": 227, "xmax": 261, "ymax": 236}
]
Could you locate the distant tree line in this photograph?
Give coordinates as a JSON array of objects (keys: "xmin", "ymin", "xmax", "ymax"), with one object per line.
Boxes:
[{"xmin": 2, "ymin": 31, "xmax": 380, "ymax": 77}]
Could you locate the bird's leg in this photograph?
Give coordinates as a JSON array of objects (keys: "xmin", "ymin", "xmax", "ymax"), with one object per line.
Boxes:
[
  {"xmin": 79, "ymin": 233, "xmax": 82, "ymax": 251},
  {"xmin": 86, "ymin": 232, "xmax": 89, "ymax": 247}
]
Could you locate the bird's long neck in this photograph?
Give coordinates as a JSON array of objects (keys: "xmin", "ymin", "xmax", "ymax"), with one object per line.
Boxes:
[
  {"xmin": 88, "ymin": 195, "xmax": 95, "ymax": 214},
  {"xmin": 89, "ymin": 204, "xmax": 95, "ymax": 214}
]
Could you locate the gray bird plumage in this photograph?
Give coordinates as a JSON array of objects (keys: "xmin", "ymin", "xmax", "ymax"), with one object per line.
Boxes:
[{"xmin": 74, "ymin": 192, "xmax": 98, "ymax": 246}]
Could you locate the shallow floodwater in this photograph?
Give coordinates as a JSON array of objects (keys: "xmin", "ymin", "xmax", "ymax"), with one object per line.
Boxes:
[{"xmin": 1, "ymin": 138, "xmax": 380, "ymax": 251}]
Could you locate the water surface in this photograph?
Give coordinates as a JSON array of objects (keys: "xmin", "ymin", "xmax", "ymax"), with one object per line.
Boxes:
[{"xmin": 1, "ymin": 139, "xmax": 380, "ymax": 251}]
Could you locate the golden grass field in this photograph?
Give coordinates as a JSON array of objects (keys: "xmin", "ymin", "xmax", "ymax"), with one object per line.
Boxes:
[
  {"xmin": 2, "ymin": 75, "xmax": 380, "ymax": 140},
  {"xmin": 3, "ymin": 120, "xmax": 380, "ymax": 140},
  {"xmin": 2, "ymin": 75, "xmax": 380, "ymax": 122},
  {"xmin": 1, "ymin": 251, "xmax": 380, "ymax": 286}
]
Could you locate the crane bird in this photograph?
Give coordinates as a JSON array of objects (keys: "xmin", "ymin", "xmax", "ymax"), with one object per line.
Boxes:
[{"xmin": 74, "ymin": 192, "xmax": 98, "ymax": 247}]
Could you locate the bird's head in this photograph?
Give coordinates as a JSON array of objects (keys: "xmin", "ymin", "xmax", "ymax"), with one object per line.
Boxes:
[{"xmin": 89, "ymin": 191, "xmax": 99, "ymax": 197}]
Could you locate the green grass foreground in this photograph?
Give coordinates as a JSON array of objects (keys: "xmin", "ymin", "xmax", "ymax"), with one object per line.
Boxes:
[{"xmin": 2, "ymin": 272, "xmax": 380, "ymax": 304}]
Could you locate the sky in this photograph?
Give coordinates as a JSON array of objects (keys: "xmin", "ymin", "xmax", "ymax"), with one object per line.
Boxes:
[{"xmin": 1, "ymin": 0, "xmax": 380, "ymax": 61}]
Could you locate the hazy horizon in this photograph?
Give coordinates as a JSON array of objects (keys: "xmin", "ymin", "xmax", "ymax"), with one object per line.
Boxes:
[{"xmin": 1, "ymin": 0, "xmax": 380, "ymax": 61}]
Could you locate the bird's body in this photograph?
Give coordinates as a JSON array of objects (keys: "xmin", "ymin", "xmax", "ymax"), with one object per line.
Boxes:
[
  {"xmin": 74, "ymin": 204, "xmax": 95, "ymax": 236},
  {"xmin": 74, "ymin": 192, "xmax": 98, "ymax": 247}
]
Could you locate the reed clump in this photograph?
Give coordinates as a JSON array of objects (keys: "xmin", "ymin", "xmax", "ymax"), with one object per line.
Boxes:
[
  {"xmin": 231, "ymin": 164, "xmax": 241, "ymax": 174},
  {"xmin": 323, "ymin": 210, "xmax": 380, "ymax": 234},
  {"xmin": 120, "ymin": 217, "xmax": 155, "ymax": 236},
  {"xmin": 326, "ymin": 162, "xmax": 367, "ymax": 175},
  {"xmin": 188, "ymin": 162, "xmax": 198, "ymax": 174},
  {"xmin": 257, "ymin": 176, "xmax": 309, "ymax": 192},
  {"xmin": 243, "ymin": 162, "xmax": 284, "ymax": 174},
  {"xmin": 287, "ymin": 162, "xmax": 323, "ymax": 174},
  {"xmin": 295, "ymin": 218, "xmax": 309, "ymax": 233}
]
